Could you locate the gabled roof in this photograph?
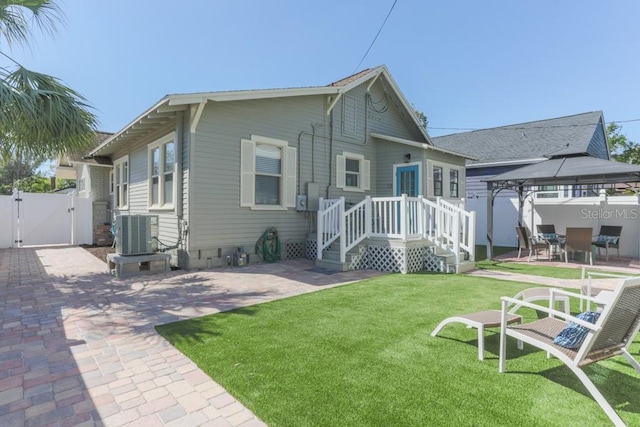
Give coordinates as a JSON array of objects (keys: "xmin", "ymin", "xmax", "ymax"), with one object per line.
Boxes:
[
  {"xmin": 431, "ymin": 111, "xmax": 606, "ymax": 166},
  {"xmin": 90, "ymin": 66, "xmax": 432, "ymax": 156}
]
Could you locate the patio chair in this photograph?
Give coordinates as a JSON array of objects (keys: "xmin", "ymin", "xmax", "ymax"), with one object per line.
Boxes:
[
  {"xmin": 563, "ymin": 227, "xmax": 593, "ymax": 265},
  {"xmin": 499, "ymin": 277, "xmax": 640, "ymax": 427},
  {"xmin": 516, "ymin": 226, "xmax": 551, "ymax": 262},
  {"xmin": 592, "ymin": 225, "xmax": 622, "ymax": 261},
  {"xmin": 431, "ymin": 286, "xmax": 570, "ymax": 361},
  {"xmin": 536, "ymin": 224, "xmax": 558, "ymax": 240}
]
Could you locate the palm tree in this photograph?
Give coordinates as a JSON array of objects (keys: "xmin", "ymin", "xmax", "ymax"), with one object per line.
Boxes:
[{"xmin": 0, "ymin": 0, "xmax": 97, "ymax": 159}]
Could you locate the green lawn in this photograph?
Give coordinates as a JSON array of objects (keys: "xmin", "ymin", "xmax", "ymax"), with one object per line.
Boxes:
[{"xmin": 156, "ymin": 273, "xmax": 640, "ymax": 427}]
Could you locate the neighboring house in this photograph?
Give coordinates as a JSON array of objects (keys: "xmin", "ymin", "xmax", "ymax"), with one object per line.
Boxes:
[
  {"xmin": 432, "ymin": 111, "xmax": 610, "ymax": 246},
  {"xmin": 85, "ymin": 65, "xmax": 472, "ymax": 271},
  {"xmin": 56, "ymin": 131, "xmax": 115, "ymax": 245}
]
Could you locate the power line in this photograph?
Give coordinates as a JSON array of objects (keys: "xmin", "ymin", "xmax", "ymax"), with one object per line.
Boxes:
[{"xmin": 352, "ymin": 0, "xmax": 398, "ymax": 74}]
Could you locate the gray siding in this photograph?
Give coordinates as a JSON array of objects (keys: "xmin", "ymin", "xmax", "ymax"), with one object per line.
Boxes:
[
  {"xmin": 110, "ymin": 121, "xmax": 184, "ymax": 262},
  {"xmin": 187, "ymin": 95, "xmax": 326, "ymax": 267},
  {"xmin": 586, "ymin": 119, "xmax": 609, "ymax": 160}
]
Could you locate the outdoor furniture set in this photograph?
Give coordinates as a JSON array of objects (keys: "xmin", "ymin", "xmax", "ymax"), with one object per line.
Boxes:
[
  {"xmin": 431, "ymin": 273, "xmax": 640, "ymax": 427},
  {"xmin": 515, "ymin": 224, "xmax": 622, "ymax": 264}
]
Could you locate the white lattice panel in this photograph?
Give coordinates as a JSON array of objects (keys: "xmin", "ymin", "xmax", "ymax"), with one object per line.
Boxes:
[
  {"xmin": 367, "ymin": 246, "xmax": 404, "ymax": 273},
  {"xmin": 285, "ymin": 242, "xmax": 304, "ymax": 260},
  {"xmin": 424, "ymin": 248, "xmax": 446, "ymax": 273},
  {"xmin": 305, "ymin": 239, "xmax": 332, "ymax": 260},
  {"xmin": 406, "ymin": 247, "xmax": 426, "ymax": 273},
  {"xmin": 305, "ymin": 239, "xmax": 317, "ymax": 259},
  {"xmin": 348, "ymin": 245, "xmax": 368, "ymax": 270}
]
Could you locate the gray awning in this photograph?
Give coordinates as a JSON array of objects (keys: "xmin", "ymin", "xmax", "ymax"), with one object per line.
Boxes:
[{"xmin": 483, "ymin": 155, "xmax": 640, "ymax": 188}]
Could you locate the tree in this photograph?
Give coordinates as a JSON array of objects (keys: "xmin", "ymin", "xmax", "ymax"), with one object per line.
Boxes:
[
  {"xmin": 607, "ymin": 123, "xmax": 640, "ymax": 164},
  {"xmin": 412, "ymin": 106, "xmax": 428, "ymax": 133},
  {"xmin": 0, "ymin": 0, "xmax": 97, "ymax": 160}
]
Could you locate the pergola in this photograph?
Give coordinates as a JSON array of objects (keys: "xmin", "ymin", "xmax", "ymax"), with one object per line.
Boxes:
[{"xmin": 482, "ymin": 154, "xmax": 640, "ymax": 259}]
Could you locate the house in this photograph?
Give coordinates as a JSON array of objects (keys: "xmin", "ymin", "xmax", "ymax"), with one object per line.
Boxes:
[
  {"xmin": 56, "ymin": 131, "xmax": 115, "ymax": 245},
  {"xmin": 83, "ymin": 65, "xmax": 473, "ymax": 272},
  {"xmin": 431, "ymin": 111, "xmax": 610, "ymax": 246}
]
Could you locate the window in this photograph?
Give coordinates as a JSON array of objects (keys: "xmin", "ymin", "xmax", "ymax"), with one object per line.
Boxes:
[
  {"xmin": 148, "ymin": 133, "xmax": 176, "ymax": 209},
  {"xmin": 240, "ymin": 135, "xmax": 296, "ymax": 209},
  {"xmin": 337, "ymin": 152, "xmax": 370, "ymax": 192},
  {"xmin": 449, "ymin": 169, "xmax": 459, "ymax": 197},
  {"xmin": 113, "ymin": 156, "xmax": 129, "ymax": 209},
  {"xmin": 255, "ymin": 144, "xmax": 282, "ymax": 205},
  {"xmin": 78, "ymin": 178, "xmax": 86, "ymax": 192},
  {"xmin": 536, "ymin": 185, "xmax": 558, "ymax": 199},
  {"xmin": 433, "ymin": 166, "xmax": 443, "ymax": 197}
]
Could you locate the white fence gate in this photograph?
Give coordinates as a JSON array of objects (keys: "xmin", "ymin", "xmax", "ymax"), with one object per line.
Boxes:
[{"xmin": 0, "ymin": 190, "xmax": 92, "ymax": 248}]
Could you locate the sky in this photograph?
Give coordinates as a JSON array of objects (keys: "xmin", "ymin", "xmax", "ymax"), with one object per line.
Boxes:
[{"xmin": 7, "ymin": 0, "xmax": 640, "ymax": 150}]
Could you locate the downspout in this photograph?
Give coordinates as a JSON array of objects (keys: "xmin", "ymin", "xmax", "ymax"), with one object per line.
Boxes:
[{"xmin": 326, "ymin": 108, "xmax": 334, "ymax": 198}]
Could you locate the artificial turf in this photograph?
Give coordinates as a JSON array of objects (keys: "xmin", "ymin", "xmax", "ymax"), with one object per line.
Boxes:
[{"xmin": 156, "ymin": 273, "xmax": 640, "ymax": 426}]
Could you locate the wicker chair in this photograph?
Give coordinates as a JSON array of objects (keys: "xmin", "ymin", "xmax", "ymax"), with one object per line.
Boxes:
[
  {"xmin": 563, "ymin": 227, "xmax": 593, "ymax": 265},
  {"xmin": 499, "ymin": 277, "xmax": 640, "ymax": 426},
  {"xmin": 515, "ymin": 226, "xmax": 551, "ymax": 262},
  {"xmin": 592, "ymin": 225, "xmax": 622, "ymax": 261}
]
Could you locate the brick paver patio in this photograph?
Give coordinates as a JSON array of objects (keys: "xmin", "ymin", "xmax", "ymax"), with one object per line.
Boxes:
[{"xmin": 0, "ymin": 247, "xmax": 385, "ymax": 426}]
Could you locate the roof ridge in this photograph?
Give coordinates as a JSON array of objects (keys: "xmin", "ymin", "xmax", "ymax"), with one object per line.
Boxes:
[{"xmin": 433, "ymin": 111, "xmax": 603, "ymax": 138}]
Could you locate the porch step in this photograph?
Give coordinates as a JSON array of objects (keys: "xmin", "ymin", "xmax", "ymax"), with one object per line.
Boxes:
[
  {"xmin": 315, "ymin": 258, "xmax": 350, "ymax": 272},
  {"xmin": 456, "ymin": 260, "xmax": 476, "ymax": 274},
  {"xmin": 314, "ymin": 238, "xmax": 366, "ymax": 272}
]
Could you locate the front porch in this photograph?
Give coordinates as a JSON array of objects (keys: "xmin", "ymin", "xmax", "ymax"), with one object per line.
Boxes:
[{"xmin": 311, "ymin": 195, "xmax": 477, "ymax": 274}]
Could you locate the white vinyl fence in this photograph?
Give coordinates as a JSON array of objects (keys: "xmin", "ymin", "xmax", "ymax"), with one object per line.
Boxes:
[{"xmin": 0, "ymin": 190, "xmax": 92, "ymax": 248}]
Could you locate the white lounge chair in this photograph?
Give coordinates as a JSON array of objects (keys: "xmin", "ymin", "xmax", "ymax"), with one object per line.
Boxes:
[{"xmin": 499, "ymin": 277, "xmax": 640, "ymax": 426}]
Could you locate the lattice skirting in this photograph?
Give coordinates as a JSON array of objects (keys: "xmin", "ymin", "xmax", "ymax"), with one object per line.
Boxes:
[
  {"xmin": 365, "ymin": 245, "xmax": 426, "ymax": 274},
  {"xmin": 348, "ymin": 245, "xmax": 368, "ymax": 270},
  {"xmin": 424, "ymin": 248, "xmax": 446, "ymax": 273},
  {"xmin": 285, "ymin": 241, "xmax": 304, "ymax": 260},
  {"xmin": 305, "ymin": 240, "xmax": 332, "ymax": 260}
]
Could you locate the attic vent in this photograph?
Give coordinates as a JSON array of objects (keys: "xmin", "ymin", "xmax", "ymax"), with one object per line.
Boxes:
[{"xmin": 342, "ymin": 95, "xmax": 357, "ymax": 137}]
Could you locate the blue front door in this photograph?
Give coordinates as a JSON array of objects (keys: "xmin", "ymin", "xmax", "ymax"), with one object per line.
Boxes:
[{"xmin": 396, "ymin": 165, "xmax": 419, "ymax": 196}]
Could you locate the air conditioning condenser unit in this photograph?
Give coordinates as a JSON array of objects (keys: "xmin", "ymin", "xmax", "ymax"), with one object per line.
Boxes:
[{"xmin": 115, "ymin": 215, "xmax": 158, "ymax": 255}]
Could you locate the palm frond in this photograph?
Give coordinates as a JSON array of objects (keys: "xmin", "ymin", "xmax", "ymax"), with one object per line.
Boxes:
[
  {"xmin": 0, "ymin": 65, "xmax": 97, "ymax": 158},
  {"xmin": 0, "ymin": 0, "xmax": 61, "ymax": 47}
]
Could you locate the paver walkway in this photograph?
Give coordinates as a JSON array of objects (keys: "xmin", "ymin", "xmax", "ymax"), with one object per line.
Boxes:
[{"xmin": 0, "ymin": 247, "xmax": 385, "ymax": 426}]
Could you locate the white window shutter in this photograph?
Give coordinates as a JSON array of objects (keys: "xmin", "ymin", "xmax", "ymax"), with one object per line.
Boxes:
[
  {"xmin": 285, "ymin": 146, "xmax": 297, "ymax": 207},
  {"xmin": 240, "ymin": 139, "xmax": 255, "ymax": 207},
  {"xmin": 361, "ymin": 159, "xmax": 370, "ymax": 191},
  {"xmin": 336, "ymin": 155, "xmax": 346, "ymax": 189}
]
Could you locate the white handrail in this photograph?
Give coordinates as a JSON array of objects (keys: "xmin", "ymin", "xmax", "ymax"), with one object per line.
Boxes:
[
  {"xmin": 316, "ymin": 195, "xmax": 475, "ymax": 267},
  {"xmin": 317, "ymin": 197, "xmax": 344, "ymax": 260}
]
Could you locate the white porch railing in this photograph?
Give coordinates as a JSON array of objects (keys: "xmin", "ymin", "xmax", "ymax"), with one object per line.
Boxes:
[{"xmin": 317, "ymin": 195, "xmax": 476, "ymax": 266}]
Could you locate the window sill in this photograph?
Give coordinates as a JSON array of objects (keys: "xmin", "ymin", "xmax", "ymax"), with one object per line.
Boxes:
[
  {"xmin": 148, "ymin": 205, "xmax": 175, "ymax": 212},
  {"xmin": 339, "ymin": 186, "xmax": 365, "ymax": 193},
  {"xmin": 249, "ymin": 205, "xmax": 288, "ymax": 211}
]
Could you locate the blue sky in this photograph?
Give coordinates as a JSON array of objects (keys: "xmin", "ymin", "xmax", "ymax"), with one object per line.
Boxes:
[{"xmin": 9, "ymin": 0, "xmax": 640, "ymax": 144}]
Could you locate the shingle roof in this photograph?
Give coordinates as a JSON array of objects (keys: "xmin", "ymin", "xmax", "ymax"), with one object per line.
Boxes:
[
  {"xmin": 431, "ymin": 111, "xmax": 604, "ymax": 165},
  {"xmin": 327, "ymin": 68, "xmax": 374, "ymax": 87}
]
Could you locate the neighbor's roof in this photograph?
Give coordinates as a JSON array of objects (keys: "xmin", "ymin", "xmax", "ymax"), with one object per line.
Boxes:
[
  {"xmin": 431, "ymin": 111, "xmax": 605, "ymax": 166},
  {"xmin": 90, "ymin": 65, "xmax": 433, "ymax": 156}
]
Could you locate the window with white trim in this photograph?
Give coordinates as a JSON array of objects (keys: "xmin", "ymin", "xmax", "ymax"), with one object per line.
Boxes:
[
  {"xmin": 240, "ymin": 135, "xmax": 296, "ymax": 210},
  {"xmin": 336, "ymin": 152, "xmax": 370, "ymax": 192},
  {"xmin": 148, "ymin": 133, "xmax": 176, "ymax": 209},
  {"xmin": 449, "ymin": 169, "xmax": 459, "ymax": 197},
  {"xmin": 113, "ymin": 156, "xmax": 129, "ymax": 209},
  {"xmin": 433, "ymin": 166, "xmax": 443, "ymax": 197}
]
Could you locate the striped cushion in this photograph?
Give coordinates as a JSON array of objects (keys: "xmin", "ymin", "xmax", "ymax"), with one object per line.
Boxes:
[{"xmin": 553, "ymin": 311, "xmax": 600, "ymax": 349}]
